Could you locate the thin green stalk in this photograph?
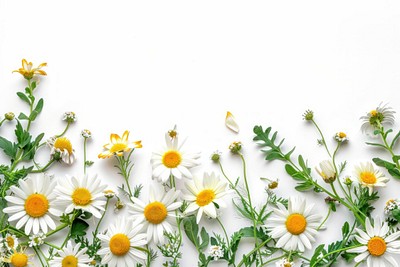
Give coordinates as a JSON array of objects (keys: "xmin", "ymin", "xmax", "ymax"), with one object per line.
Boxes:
[
  {"xmin": 238, "ymin": 153, "xmax": 263, "ymax": 266},
  {"xmin": 216, "ymin": 217, "xmax": 230, "ymax": 248},
  {"xmin": 33, "ymin": 246, "xmax": 48, "ymax": 267},
  {"xmin": 311, "ymin": 119, "xmax": 332, "ymax": 158},
  {"xmin": 46, "ymin": 223, "xmax": 69, "ymax": 237},
  {"xmin": 260, "ymin": 255, "xmax": 286, "ymax": 267},
  {"xmin": 26, "ymin": 79, "xmax": 34, "ymax": 132},
  {"xmin": 44, "ymin": 241, "xmax": 61, "ymax": 250},
  {"xmin": 83, "ymin": 137, "xmax": 88, "ymax": 174},
  {"xmin": 236, "ymin": 238, "xmax": 271, "ymax": 267},
  {"xmin": 94, "ymin": 198, "xmax": 110, "ymax": 237},
  {"xmin": 317, "ymin": 206, "xmax": 331, "ymax": 230},
  {"xmin": 0, "ymin": 118, "xmax": 7, "ymax": 127},
  {"xmin": 56, "ymin": 122, "xmax": 70, "ymax": 138},
  {"xmin": 31, "ymin": 159, "xmax": 55, "ymax": 173},
  {"xmin": 311, "ymin": 244, "xmax": 363, "ymax": 267},
  {"xmin": 380, "ymin": 130, "xmax": 400, "ymax": 168}
]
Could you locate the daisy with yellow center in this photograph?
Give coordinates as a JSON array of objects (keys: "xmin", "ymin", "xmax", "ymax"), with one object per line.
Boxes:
[
  {"xmin": 354, "ymin": 162, "xmax": 389, "ymax": 195},
  {"xmin": 54, "ymin": 174, "xmax": 107, "ymax": 218},
  {"xmin": 182, "ymin": 172, "xmax": 229, "ymax": 223},
  {"xmin": 151, "ymin": 129, "xmax": 200, "ymax": 183},
  {"xmin": 98, "ymin": 130, "xmax": 142, "ymax": 159},
  {"xmin": 49, "ymin": 241, "xmax": 92, "ymax": 267},
  {"xmin": 129, "ymin": 185, "xmax": 181, "ymax": 244},
  {"xmin": 13, "ymin": 59, "xmax": 47, "ymax": 80},
  {"xmin": 360, "ymin": 103, "xmax": 395, "ymax": 135},
  {"xmin": 265, "ymin": 196, "xmax": 322, "ymax": 252},
  {"xmin": 0, "ymin": 233, "xmax": 19, "ymax": 250},
  {"xmin": 97, "ymin": 219, "xmax": 147, "ymax": 267},
  {"xmin": 48, "ymin": 136, "xmax": 76, "ymax": 165},
  {"xmin": 2, "ymin": 247, "xmax": 33, "ymax": 267},
  {"xmin": 347, "ymin": 217, "xmax": 400, "ymax": 267},
  {"xmin": 3, "ymin": 174, "xmax": 61, "ymax": 235}
]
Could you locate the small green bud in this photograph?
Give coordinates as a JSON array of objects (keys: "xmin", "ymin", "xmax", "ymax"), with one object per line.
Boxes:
[
  {"xmin": 5, "ymin": 112, "xmax": 15, "ymax": 121},
  {"xmin": 302, "ymin": 110, "xmax": 314, "ymax": 121},
  {"xmin": 229, "ymin": 141, "xmax": 242, "ymax": 154}
]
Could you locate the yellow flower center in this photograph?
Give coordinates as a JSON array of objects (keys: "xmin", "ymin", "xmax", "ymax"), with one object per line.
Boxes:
[
  {"xmin": 196, "ymin": 189, "xmax": 216, "ymax": 207},
  {"xmin": 284, "ymin": 263, "xmax": 292, "ymax": 267},
  {"xmin": 72, "ymin": 188, "xmax": 92, "ymax": 206},
  {"xmin": 144, "ymin": 201, "xmax": 168, "ymax": 224},
  {"xmin": 370, "ymin": 110, "xmax": 378, "ymax": 117},
  {"xmin": 109, "ymin": 143, "xmax": 128, "ymax": 154},
  {"xmin": 338, "ymin": 132, "xmax": 347, "ymax": 138},
  {"xmin": 360, "ymin": 171, "xmax": 377, "ymax": 184},
  {"xmin": 10, "ymin": 253, "xmax": 28, "ymax": 267},
  {"xmin": 61, "ymin": 255, "xmax": 78, "ymax": 267},
  {"xmin": 285, "ymin": 213, "xmax": 307, "ymax": 235},
  {"xmin": 162, "ymin": 150, "xmax": 182, "ymax": 168},
  {"xmin": 24, "ymin": 193, "xmax": 49, "ymax": 218},
  {"xmin": 6, "ymin": 236, "xmax": 15, "ymax": 248},
  {"xmin": 54, "ymin": 137, "xmax": 73, "ymax": 154},
  {"xmin": 109, "ymin": 233, "xmax": 130, "ymax": 256},
  {"xmin": 367, "ymin": 236, "xmax": 386, "ymax": 256}
]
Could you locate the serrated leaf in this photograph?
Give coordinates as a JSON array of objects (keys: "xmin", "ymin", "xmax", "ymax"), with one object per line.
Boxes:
[
  {"xmin": 0, "ymin": 137, "xmax": 17, "ymax": 159},
  {"xmin": 71, "ymin": 219, "xmax": 89, "ymax": 237}
]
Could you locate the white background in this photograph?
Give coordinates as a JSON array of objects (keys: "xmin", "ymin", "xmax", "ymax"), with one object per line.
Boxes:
[{"xmin": 1, "ymin": 1, "xmax": 400, "ymax": 266}]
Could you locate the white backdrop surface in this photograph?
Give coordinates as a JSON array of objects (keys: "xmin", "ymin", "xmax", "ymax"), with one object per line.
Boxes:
[{"xmin": 1, "ymin": 1, "xmax": 400, "ymax": 266}]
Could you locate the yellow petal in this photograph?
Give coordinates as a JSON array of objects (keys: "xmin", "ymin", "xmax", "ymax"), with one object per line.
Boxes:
[
  {"xmin": 122, "ymin": 130, "xmax": 130, "ymax": 142},
  {"xmin": 225, "ymin": 111, "xmax": 239, "ymax": 133}
]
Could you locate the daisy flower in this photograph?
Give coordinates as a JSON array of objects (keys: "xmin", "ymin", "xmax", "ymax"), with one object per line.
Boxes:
[
  {"xmin": 2, "ymin": 247, "xmax": 33, "ymax": 267},
  {"xmin": 129, "ymin": 185, "xmax": 181, "ymax": 244},
  {"xmin": 182, "ymin": 172, "xmax": 229, "ymax": 223},
  {"xmin": 13, "ymin": 58, "xmax": 47, "ymax": 80},
  {"xmin": 265, "ymin": 196, "xmax": 322, "ymax": 252},
  {"xmin": 360, "ymin": 103, "xmax": 395, "ymax": 135},
  {"xmin": 48, "ymin": 136, "xmax": 76, "ymax": 164},
  {"xmin": 54, "ymin": 174, "xmax": 107, "ymax": 218},
  {"xmin": 315, "ymin": 160, "xmax": 336, "ymax": 183},
  {"xmin": 3, "ymin": 174, "xmax": 61, "ymax": 235},
  {"xmin": 354, "ymin": 162, "xmax": 389, "ymax": 195},
  {"xmin": 0, "ymin": 233, "xmax": 19, "ymax": 251},
  {"xmin": 151, "ymin": 129, "xmax": 200, "ymax": 183},
  {"xmin": 98, "ymin": 130, "xmax": 142, "ymax": 159},
  {"xmin": 347, "ymin": 217, "xmax": 400, "ymax": 267},
  {"xmin": 49, "ymin": 241, "xmax": 92, "ymax": 267},
  {"xmin": 97, "ymin": 219, "xmax": 147, "ymax": 267},
  {"xmin": 334, "ymin": 132, "xmax": 349, "ymax": 143}
]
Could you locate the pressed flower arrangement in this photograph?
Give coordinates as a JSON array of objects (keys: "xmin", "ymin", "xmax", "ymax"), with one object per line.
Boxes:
[{"xmin": 1, "ymin": 60, "xmax": 400, "ymax": 267}]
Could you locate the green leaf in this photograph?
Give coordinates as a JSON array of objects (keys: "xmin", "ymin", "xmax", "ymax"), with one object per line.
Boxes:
[
  {"xmin": 210, "ymin": 237, "xmax": 218, "ymax": 246},
  {"xmin": 295, "ymin": 181, "xmax": 314, "ymax": 191},
  {"xmin": 29, "ymin": 98, "xmax": 44, "ymax": 121},
  {"xmin": 71, "ymin": 219, "xmax": 89, "ymax": 237},
  {"xmin": 310, "ymin": 244, "xmax": 325, "ymax": 265},
  {"xmin": 392, "ymin": 209, "xmax": 400, "ymax": 222},
  {"xmin": 341, "ymin": 222, "xmax": 349, "ymax": 237},
  {"xmin": 284, "ymin": 164, "xmax": 305, "ymax": 181},
  {"xmin": 18, "ymin": 113, "xmax": 29, "ymax": 120},
  {"xmin": 0, "ymin": 137, "xmax": 17, "ymax": 159},
  {"xmin": 393, "ymin": 155, "xmax": 400, "ymax": 163},
  {"xmin": 183, "ymin": 216, "xmax": 200, "ymax": 248},
  {"xmin": 15, "ymin": 121, "xmax": 31, "ymax": 149},
  {"xmin": 16, "ymin": 92, "xmax": 31, "ymax": 104},
  {"xmin": 372, "ymin": 157, "xmax": 396, "ymax": 170},
  {"xmin": 199, "ymin": 227, "xmax": 209, "ymax": 250},
  {"xmin": 388, "ymin": 168, "xmax": 400, "ymax": 179}
]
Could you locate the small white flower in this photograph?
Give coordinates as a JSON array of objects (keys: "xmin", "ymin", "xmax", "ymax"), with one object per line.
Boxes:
[
  {"xmin": 182, "ymin": 172, "xmax": 229, "ymax": 223},
  {"xmin": 354, "ymin": 162, "xmax": 389, "ymax": 195},
  {"xmin": 347, "ymin": 217, "xmax": 400, "ymax": 267},
  {"xmin": 276, "ymin": 258, "xmax": 294, "ymax": 267},
  {"xmin": 0, "ymin": 234, "xmax": 19, "ymax": 250},
  {"xmin": 151, "ymin": 129, "xmax": 200, "ymax": 183},
  {"xmin": 28, "ymin": 232, "xmax": 45, "ymax": 247},
  {"xmin": 103, "ymin": 189, "xmax": 116, "ymax": 199},
  {"xmin": 63, "ymin": 111, "xmax": 77, "ymax": 123},
  {"xmin": 384, "ymin": 199, "xmax": 400, "ymax": 215},
  {"xmin": 360, "ymin": 103, "xmax": 395, "ymax": 135},
  {"xmin": 81, "ymin": 129, "xmax": 92, "ymax": 138},
  {"xmin": 334, "ymin": 132, "xmax": 349, "ymax": 142},
  {"xmin": 208, "ymin": 245, "xmax": 224, "ymax": 260},
  {"xmin": 265, "ymin": 196, "xmax": 322, "ymax": 252},
  {"xmin": 49, "ymin": 241, "xmax": 92, "ymax": 267},
  {"xmin": 315, "ymin": 160, "xmax": 336, "ymax": 183}
]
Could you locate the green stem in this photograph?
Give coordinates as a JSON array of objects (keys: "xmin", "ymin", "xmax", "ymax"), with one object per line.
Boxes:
[
  {"xmin": 238, "ymin": 153, "xmax": 263, "ymax": 266},
  {"xmin": 93, "ymin": 198, "xmax": 110, "ymax": 237},
  {"xmin": 44, "ymin": 241, "xmax": 61, "ymax": 250},
  {"xmin": 26, "ymin": 79, "xmax": 34, "ymax": 132},
  {"xmin": 311, "ymin": 119, "xmax": 332, "ymax": 158},
  {"xmin": 33, "ymin": 246, "xmax": 48, "ymax": 267},
  {"xmin": 31, "ymin": 159, "xmax": 56, "ymax": 173},
  {"xmin": 216, "ymin": 217, "xmax": 230, "ymax": 249},
  {"xmin": 83, "ymin": 138, "xmax": 88, "ymax": 174},
  {"xmin": 260, "ymin": 255, "xmax": 286, "ymax": 267},
  {"xmin": 311, "ymin": 244, "xmax": 363, "ymax": 267},
  {"xmin": 380, "ymin": 130, "xmax": 400, "ymax": 168},
  {"xmin": 0, "ymin": 118, "xmax": 6, "ymax": 127},
  {"xmin": 46, "ymin": 223, "xmax": 69, "ymax": 238},
  {"xmin": 56, "ymin": 122, "xmax": 70, "ymax": 138},
  {"xmin": 317, "ymin": 206, "xmax": 331, "ymax": 230},
  {"xmin": 236, "ymin": 238, "xmax": 271, "ymax": 267}
]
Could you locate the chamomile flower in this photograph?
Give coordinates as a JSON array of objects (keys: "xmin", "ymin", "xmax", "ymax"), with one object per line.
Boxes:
[
  {"xmin": 276, "ymin": 258, "xmax": 294, "ymax": 267},
  {"xmin": 208, "ymin": 245, "xmax": 224, "ymax": 260},
  {"xmin": 347, "ymin": 217, "xmax": 400, "ymax": 267},
  {"xmin": 360, "ymin": 103, "xmax": 395, "ymax": 135},
  {"xmin": 151, "ymin": 129, "xmax": 200, "ymax": 183},
  {"xmin": 129, "ymin": 185, "xmax": 181, "ymax": 244},
  {"xmin": 48, "ymin": 136, "xmax": 76, "ymax": 165},
  {"xmin": 55, "ymin": 174, "xmax": 107, "ymax": 218},
  {"xmin": 3, "ymin": 174, "xmax": 61, "ymax": 235},
  {"xmin": 2, "ymin": 247, "xmax": 33, "ymax": 267},
  {"xmin": 28, "ymin": 233, "xmax": 45, "ymax": 247},
  {"xmin": 354, "ymin": 162, "xmax": 389, "ymax": 195},
  {"xmin": 13, "ymin": 59, "xmax": 47, "ymax": 80},
  {"xmin": 98, "ymin": 130, "xmax": 142, "ymax": 159},
  {"xmin": 0, "ymin": 233, "xmax": 19, "ymax": 250},
  {"xmin": 49, "ymin": 241, "xmax": 92, "ymax": 267},
  {"xmin": 265, "ymin": 196, "xmax": 322, "ymax": 252},
  {"xmin": 182, "ymin": 172, "xmax": 229, "ymax": 223},
  {"xmin": 315, "ymin": 160, "xmax": 336, "ymax": 183},
  {"xmin": 334, "ymin": 132, "xmax": 349, "ymax": 142},
  {"xmin": 97, "ymin": 219, "xmax": 147, "ymax": 267}
]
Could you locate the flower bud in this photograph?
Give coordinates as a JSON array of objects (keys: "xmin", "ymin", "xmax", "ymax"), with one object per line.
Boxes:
[
  {"xmin": 316, "ymin": 160, "xmax": 336, "ymax": 183},
  {"xmin": 5, "ymin": 112, "xmax": 15, "ymax": 121}
]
